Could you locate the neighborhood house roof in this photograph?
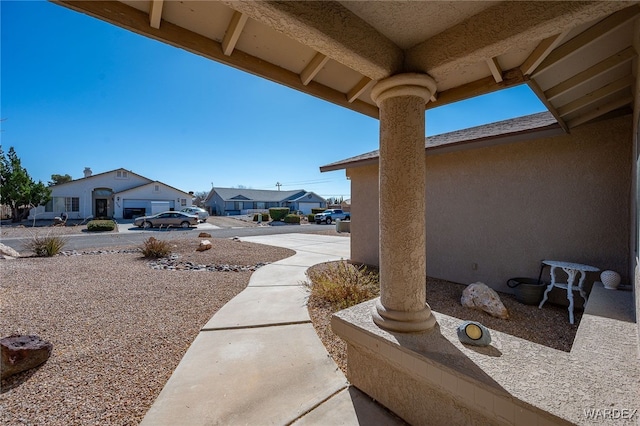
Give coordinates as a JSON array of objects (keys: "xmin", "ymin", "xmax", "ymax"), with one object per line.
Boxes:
[
  {"xmin": 115, "ymin": 181, "xmax": 192, "ymax": 197},
  {"xmin": 50, "ymin": 168, "xmax": 191, "ymax": 197},
  {"xmin": 209, "ymin": 188, "xmax": 314, "ymax": 203},
  {"xmin": 320, "ymin": 112, "xmax": 563, "ymax": 172},
  {"xmin": 49, "ymin": 168, "xmax": 150, "ymax": 187}
]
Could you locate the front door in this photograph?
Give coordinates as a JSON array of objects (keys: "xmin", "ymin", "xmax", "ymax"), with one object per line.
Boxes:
[{"xmin": 95, "ymin": 199, "xmax": 108, "ymax": 218}]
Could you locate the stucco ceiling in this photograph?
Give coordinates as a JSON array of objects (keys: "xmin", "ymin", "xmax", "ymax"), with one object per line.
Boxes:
[{"xmin": 53, "ymin": 1, "xmax": 639, "ymax": 132}]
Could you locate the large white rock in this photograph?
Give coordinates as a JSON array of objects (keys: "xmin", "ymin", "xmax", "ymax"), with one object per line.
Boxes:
[
  {"xmin": 0, "ymin": 242, "xmax": 20, "ymax": 259},
  {"xmin": 461, "ymin": 282, "xmax": 509, "ymax": 319},
  {"xmin": 196, "ymin": 240, "xmax": 212, "ymax": 252}
]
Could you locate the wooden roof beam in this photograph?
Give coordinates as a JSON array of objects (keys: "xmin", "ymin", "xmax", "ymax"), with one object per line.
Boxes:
[
  {"xmin": 407, "ymin": 1, "xmax": 630, "ymax": 80},
  {"xmin": 566, "ymin": 95, "xmax": 634, "ymax": 128},
  {"xmin": 300, "ymin": 53, "xmax": 329, "ymax": 86},
  {"xmin": 557, "ymin": 75, "xmax": 634, "ymax": 117},
  {"xmin": 149, "ymin": 0, "xmax": 163, "ymax": 29},
  {"xmin": 425, "ymin": 67, "xmax": 524, "ymax": 110},
  {"xmin": 221, "ymin": 0, "xmax": 402, "ymax": 80},
  {"xmin": 346, "ymin": 77, "xmax": 373, "ymax": 103},
  {"xmin": 520, "ymin": 31, "xmax": 569, "ymax": 76},
  {"xmin": 545, "ymin": 46, "xmax": 636, "ymax": 101},
  {"xmin": 534, "ymin": 5, "xmax": 640, "ymax": 76},
  {"xmin": 487, "ymin": 57, "xmax": 503, "ymax": 83},
  {"xmin": 52, "ymin": 0, "xmax": 379, "ymax": 119},
  {"xmin": 222, "ymin": 11, "xmax": 248, "ymax": 57},
  {"xmin": 526, "ymin": 79, "xmax": 570, "ymax": 133}
]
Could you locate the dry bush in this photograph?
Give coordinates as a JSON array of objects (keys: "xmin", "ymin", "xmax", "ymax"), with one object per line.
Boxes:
[
  {"xmin": 140, "ymin": 237, "xmax": 171, "ymax": 259},
  {"xmin": 306, "ymin": 260, "xmax": 379, "ymax": 310},
  {"xmin": 23, "ymin": 233, "xmax": 68, "ymax": 257}
]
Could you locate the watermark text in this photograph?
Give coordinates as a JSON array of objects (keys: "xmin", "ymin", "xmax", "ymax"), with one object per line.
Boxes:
[{"xmin": 583, "ymin": 408, "xmax": 637, "ymax": 420}]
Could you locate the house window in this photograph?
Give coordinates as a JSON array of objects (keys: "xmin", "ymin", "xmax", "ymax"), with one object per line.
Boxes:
[
  {"xmin": 116, "ymin": 170, "xmax": 129, "ymax": 179},
  {"xmin": 234, "ymin": 201, "xmax": 243, "ymax": 211},
  {"xmin": 154, "ymin": 185, "xmax": 160, "ymax": 192},
  {"xmin": 45, "ymin": 197, "xmax": 79, "ymax": 212},
  {"xmin": 180, "ymin": 198, "xmax": 187, "ymax": 206},
  {"xmin": 66, "ymin": 197, "xmax": 79, "ymax": 212},
  {"xmin": 256, "ymin": 202, "xmax": 265, "ymax": 209}
]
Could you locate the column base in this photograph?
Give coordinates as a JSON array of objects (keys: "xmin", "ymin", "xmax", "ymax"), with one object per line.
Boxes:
[{"xmin": 372, "ymin": 298, "xmax": 437, "ymax": 332}]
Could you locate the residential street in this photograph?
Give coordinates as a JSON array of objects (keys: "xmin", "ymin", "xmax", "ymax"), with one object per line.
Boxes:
[{"xmin": 0, "ymin": 217, "xmax": 345, "ymax": 253}]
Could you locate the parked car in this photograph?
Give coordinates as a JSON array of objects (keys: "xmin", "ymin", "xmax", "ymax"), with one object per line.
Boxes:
[
  {"xmin": 134, "ymin": 211, "xmax": 199, "ymax": 229},
  {"xmin": 314, "ymin": 209, "xmax": 350, "ymax": 224},
  {"xmin": 181, "ymin": 206, "xmax": 209, "ymax": 222}
]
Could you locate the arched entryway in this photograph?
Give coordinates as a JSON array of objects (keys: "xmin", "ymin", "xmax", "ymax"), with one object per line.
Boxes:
[{"xmin": 92, "ymin": 188, "xmax": 114, "ymax": 218}]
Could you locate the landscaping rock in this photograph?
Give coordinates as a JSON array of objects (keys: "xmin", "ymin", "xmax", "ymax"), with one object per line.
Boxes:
[
  {"xmin": 198, "ymin": 232, "xmax": 211, "ymax": 238},
  {"xmin": 1, "ymin": 335, "xmax": 53, "ymax": 379},
  {"xmin": 196, "ymin": 240, "xmax": 212, "ymax": 251},
  {"xmin": 461, "ymin": 282, "xmax": 509, "ymax": 319},
  {"xmin": 0, "ymin": 242, "xmax": 20, "ymax": 259}
]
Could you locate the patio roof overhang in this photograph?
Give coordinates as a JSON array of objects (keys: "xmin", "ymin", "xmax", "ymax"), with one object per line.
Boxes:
[{"xmin": 52, "ymin": 1, "xmax": 639, "ymax": 132}]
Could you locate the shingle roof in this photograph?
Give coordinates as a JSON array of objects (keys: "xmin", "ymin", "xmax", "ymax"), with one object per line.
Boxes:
[
  {"xmin": 212, "ymin": 187, "xmax": 306, "ymax": 202},
  {"xmin": 48, "ymin": 168, "xmax": 152, "ymax": 187},
  {"xmin": 320, "ymin": 112, "xmax": 560, "ymax": 172},
  {"xmin": 115, "ymin": 181, "xmax": 192, "ymax": 197}
]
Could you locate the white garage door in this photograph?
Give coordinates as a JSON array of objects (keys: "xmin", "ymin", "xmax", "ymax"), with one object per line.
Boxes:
[{"xmin": 298, "ymin": 202, "xmax": 320, "ymax": 214}]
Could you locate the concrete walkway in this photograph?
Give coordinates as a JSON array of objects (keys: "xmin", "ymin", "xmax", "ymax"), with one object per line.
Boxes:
[{"xmin": 141, "ymin": 233, "xmax": 402, "ymax": 425}]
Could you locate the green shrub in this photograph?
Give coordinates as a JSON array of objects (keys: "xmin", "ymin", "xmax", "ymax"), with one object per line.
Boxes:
[
  {"xmin": 24, "ymin": 234, "xmax": 68, "ymax": 257},
  {"xmin": 307, "ymin": 214, "xmax": 315, "ymax": 222},
  {"xmin": 141, "ymin": 237, "xmax": 171, "ymax": 259},
  {"xmin": 87, "ymin": 220, "xmax": 116, "ymax": 232},
  {"xmin": 305, "ymin": 261, "xmax": 379, "ymax": 310},
  {"xmin": 311, "ymin": 208, "xmax": 326, "ymax": 215},
  {"xmin": 268, "ymin": 208, "xmax": 290, "ymax": 221},
  {"xmin": 252, "ymin": 213, "xmax": 270, "ymax": 222},
  {"xmin": 284, "ymin": 214, "xmax": 300, "ymax": 224}
]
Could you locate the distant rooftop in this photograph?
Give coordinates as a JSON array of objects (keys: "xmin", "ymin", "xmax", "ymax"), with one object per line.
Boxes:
[{"xmin": 321, "ymin": 112, "xmax": 561, "ymax": 172}]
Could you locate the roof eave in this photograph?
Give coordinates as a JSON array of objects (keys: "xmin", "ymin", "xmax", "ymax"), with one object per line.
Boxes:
[{"xmin": 320, "ymin": 122, "xmax": 564, "ymax": 172}]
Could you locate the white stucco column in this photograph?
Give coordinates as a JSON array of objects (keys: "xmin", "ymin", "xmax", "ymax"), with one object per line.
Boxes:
[{"xmin": 370, "ymin": 73, "xmax": 437, "ymax": 332}]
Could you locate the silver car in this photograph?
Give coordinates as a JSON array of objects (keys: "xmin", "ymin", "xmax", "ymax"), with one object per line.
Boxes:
[
  {"xmin": 180, "ymin": 207, "xmax": 209, "ymax": 222},
  {"xmin": 134, "ymin": 211, "xmax": 199, "ymax": 229}
]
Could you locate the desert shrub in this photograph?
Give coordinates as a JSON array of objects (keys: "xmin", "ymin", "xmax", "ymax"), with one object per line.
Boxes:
[
  {"xmin": 284, "ymin": 214, "xmax": 300, "ymax": 224},
  {"xmin": 24, "ymin": 234, "xmax": 68, "ymax": 257},
  {"xmin": 307, "ymin": 214, "xmax": 316, "ymax": 222},
  {"xmin": 305, "ymin": 261, "xmax": 380, "ymax": 311},
  {"xmin": 268, "ymin": 208, "xmax": 290, "ymax": 221},
  {"xmin": 140, "ymin": 237, "xmax": 171, "ymax": 259},
  {"xmin": 252, "ymin": 213, "xmax": 270, "ymax": 222},
  {"xmin": 311, "ymin": 208, "xmax": 326, "ymax": 215},
  {"xmin": 87, "ymin": 220, "xmax": 116, "ymax": 232}
]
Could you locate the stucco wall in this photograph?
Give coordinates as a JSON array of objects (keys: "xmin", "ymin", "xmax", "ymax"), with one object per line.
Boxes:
[
  {"xmin": 348, "ymin": 164, "xmax": 380, "ymax": 267},
  {"xmin": 348, "ymin": 115, "xmax": 633, "ymax": 293}
]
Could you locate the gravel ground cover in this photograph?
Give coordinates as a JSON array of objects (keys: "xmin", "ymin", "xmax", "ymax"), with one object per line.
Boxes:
[
  {"xmin": 0, "ymin": 238, "xmax": 293, "ymax": 425},
  {"xmin": 306, "ymin": 262, "xmax": 580, "ymax": 375}
]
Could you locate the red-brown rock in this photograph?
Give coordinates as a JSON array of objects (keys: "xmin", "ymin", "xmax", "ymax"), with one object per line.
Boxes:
[{"xmin": 1, "ymin": 335, "xmax": 53, "ymax": 379}]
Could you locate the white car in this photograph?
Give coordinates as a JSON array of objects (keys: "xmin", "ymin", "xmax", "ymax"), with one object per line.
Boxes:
[{"xmin": 181, "ymin": 207, "xmax": 209, "ymax": 222}]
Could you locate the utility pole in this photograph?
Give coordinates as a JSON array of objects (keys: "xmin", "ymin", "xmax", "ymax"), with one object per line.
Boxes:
[{"xmin": 276, "ymin": 182, "xmax": 282, "ymax": 191}]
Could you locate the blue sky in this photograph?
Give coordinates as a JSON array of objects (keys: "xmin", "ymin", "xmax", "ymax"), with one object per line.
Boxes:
[{"xmin": 1, "ymin": 1, "xmax": 546, "ymax": 199}]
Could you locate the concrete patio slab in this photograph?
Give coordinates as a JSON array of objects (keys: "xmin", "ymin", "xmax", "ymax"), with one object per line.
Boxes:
[
  {"xmin": 141, "ymin": 323, "xmax": 348, "ymax": 426},
  {"xmin": 202, "ymin": 285, "xmax": 310, "ymax": 329},
  {"xmin": 292, "ymin": 386, "xmax": 406, "ymax": 425}
]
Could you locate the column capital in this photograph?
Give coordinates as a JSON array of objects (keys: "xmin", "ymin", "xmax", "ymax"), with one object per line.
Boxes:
[{"xmin": 370, "ymin": 73, "xmax": 436, "ymax": 106}]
